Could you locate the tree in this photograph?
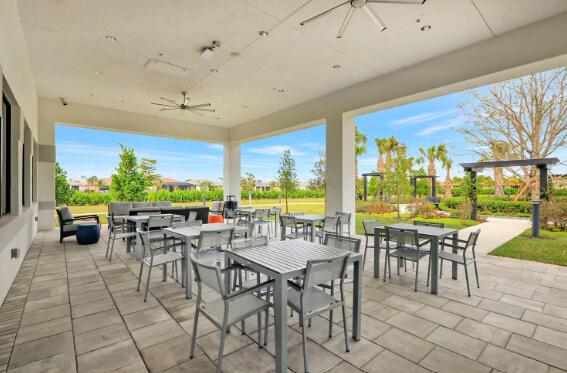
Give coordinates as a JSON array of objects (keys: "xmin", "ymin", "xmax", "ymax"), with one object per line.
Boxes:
[
  {"xmin": 139, "ymin": 158, "xmax": 160, "ymax": 188},
  {"xmin": 111, "ymin": 144, "xmax": 149, "ymax": 201},
  {"xmin": 384, "ymin": 144, "xmax": 414, "ymax": 217},
  {"xmin": 374, "ymin": 138, "xmax": 388, "ymax": 172},
  {"xmin": 277, "ymin": 149, "xmax": 298, "ymax": 213},
  {"xmin": 459, "ymin": 67, "xmax": 567, "ymax": 200},
  {"xmin": 355, "ymin": 126, "xmax": 367, "ymax": 198},
  {"xmin": 309, "ymin": 151, "xmax": 326, "ymax": 190},
  {"xmin": 241, "ymin": 173, "xmax": 257, "ymax": 192},
  {"xmin": 55, "ymin": 162, "xmax": 74, "ymax": 206},
  {"xmin": 441, "ymin": 156, "xmax": 453, "ymax": 198},
  {"xmin": 418, "ymin": 144, "xmax": 446, "ymax": 177},
  {"xmin": 384, "ymin": 136, "xmax": 400, "ymax": 169}
]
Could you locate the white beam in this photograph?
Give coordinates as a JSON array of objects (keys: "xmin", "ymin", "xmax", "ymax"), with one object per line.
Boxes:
[{"xmin": 223, "ymin": 143, "xmax": 241, "ymax": 204}]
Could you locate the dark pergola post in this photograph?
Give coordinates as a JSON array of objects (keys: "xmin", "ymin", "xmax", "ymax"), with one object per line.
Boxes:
[
  {"xmin": 532, "ymin": 165, "xmax": 549, "ymax": 237},
  {"xmin": 363, "ymin": 175, "xmax": 368, "ymax": 201},
  {"xmin": 411, "ymin": 176, "xmax": 417, "ymax": 198},
  {"xmin": 379, "ymin": 174, "xmax": 384, "ymax": 200},
  {"xmin": 431, "ymin": 176, "xmax": 437, "ymax": 199},
  {"xmin": 469, "ymin": 170, "xmax": 478, "ymax": 221}
]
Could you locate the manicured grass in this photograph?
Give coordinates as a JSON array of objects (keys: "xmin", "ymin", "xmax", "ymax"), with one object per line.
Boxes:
[
  {"xmin": 63, "ymin": 198, "xmax": 478, "ymax": 234},
  {"xmin": 490, "ymin": 229, "xmax": 567, "ymax": 266}
]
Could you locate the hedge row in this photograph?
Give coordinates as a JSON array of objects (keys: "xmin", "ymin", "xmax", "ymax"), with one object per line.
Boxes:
[
  {"xmin": 66, "ymin": 189, "xmax": 325, "ymax": 205},
  {"xmin": 442, "ymin": 197, "xmax": 532, "ymax": 215}
]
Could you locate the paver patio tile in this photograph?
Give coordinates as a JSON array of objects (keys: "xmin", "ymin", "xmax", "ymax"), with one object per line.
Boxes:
[
  {"xmin": 362, "ymin": 300, "xmax": 398, "ymax": 321},
  {"xmin": 507, "ymin": 334, "xmax": 567, "ymax": 370},
  {"xmin": 113, "ymin": 289, "xmax": 160, "ymax": 315},
  {"xmin": 385, "ymin": 312, "xmax": 437, "ymax": 338},
  {"xmin": 220, "ymin": 343, "xmax": 275, "ymax": 373},
  {"xmin": 441, "ymin": 301, "xmax": 488, "ymax": 321},
  {"xmin": 69, "ymin": 289, "xmax": 110, "ymax": 306},
  {"xmin": 375, "ymin": 327, "xmax": 433, "ymax": 363},
  {"xmin": 123, "ymin": 306, "xmax": 172, "ymax": 331},
  {"xmin": 73, "ymin": 308, "xmax": 122, "ymax": 335},
  {"xmin": 198, "ymin": 329, "xmax": 253, "ymax": 360},
  {"xmin": 163, "ymin": 355, "xmax": 216, "ymax": 373},
  {"xmin": 131, "ymin": 319, "xmax": 185, "ymax": 349},
  {"xmin": 9, "ymin": 331, "xmax": 74, "ymax": 369},
  {"xmin": 482, "ymin": 312, "xmax": 535, "ymax": 337},
  {"xmin": 425, "ymin": 326, "xmax": 486, "ymax": 360},
  {"xmin": 340, "ymin": 314, "xmax": 390, "ymax": 340},
  {"xmin": 414, "ymin": 305, "xmax": 463, "ymax": 328},
  {"xmin": 111, "ymin": 360, "xmax": 149, "ymax": 373},
  {"xmin": 6, "ymin": 351, "xmax": 76, "ymax": 373},
  {"xmin": 287, "ymin": 338, "xmax": 342, "ymax": 373},
  {"xmin": 522, "ymin": 310, "xmax": 567, "ymax": 333},
  {"xmin": 500, "ymin": 294, "xmax": 544, "ymax": 312},
  {"xmin": 382, "ymin": 295, "xmax": 425, "ymax": 313},
  {"xmin": 543, "ymin": 304, "xmax": 567, "ymax": 319},
  {"xmin": 75, "ymin": 322, "xmax": 131, "ymax": 355},
  {"xmin": 27, "ymin": 285, "xmax": 68, "ymax": 302},
  {"xmin": 77, "ymin": 339, "xmax": 141, "ymax": 373},
  {"xmin": 362, "ymin": 349, "xmax": 429, "ymax": 373},
  {"xmin": 420, "ymin": 346, "xmax": 490, "ymax": 373},
  {"xmin": 323, "ymin": 335, "xmax": 383, "ymax": 367},
  {"xmin": 15, "ymin": 316, "xmax": 72, "ymax": 345},
  {"xmin": 20, "ymin": 304, "xmax": 70, "ymax": 327},
  {"xmin": 71, "ymin": 297, "xmax": 115, "ymax": 318},
  {"xmin": 533, "ymin": 326, "xmax": 567, "ymax": 349},
  {"xmin": 140, "ymin": 334, "xmax": 195, "ymax": 372},
  {"xmin": 454, "ymin": 318, "xmax": 511, "ymax": 347},
  {"xmin": 478, "ymin": 298, "xmax": 524, "ymax": 319},
  {"xmin": 68, "ymin": 281, "xmax": 106, "ymax": 296},
  {"xmin": 326, "ymin": 361, "xmax": 364, "ymax": 373},
  {"xmin": 23, "ymin": 294, "xmax": 68, "ymax": 313},
  {"xmin": 478, "ymin": 344, "xmax": 548, "ymax": 373}
]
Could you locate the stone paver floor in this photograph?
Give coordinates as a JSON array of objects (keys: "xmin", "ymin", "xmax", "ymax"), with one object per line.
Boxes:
[{"xmin": 1, "ymin": 218, "xmax": 567, "ymax": 372}]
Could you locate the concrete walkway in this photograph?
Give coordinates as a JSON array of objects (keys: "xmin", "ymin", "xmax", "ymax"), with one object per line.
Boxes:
[{"xmin": 460, "ymin": 217, "xmax": 531, "ymax": 256}]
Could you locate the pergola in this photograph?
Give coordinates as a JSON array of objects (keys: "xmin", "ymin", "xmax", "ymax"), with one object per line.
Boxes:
[
  {"xmin": 361, "ymin": 172, "xmax": 384, "ymax": 201},
  {"xmin": 461, "ymin": 158, "xmax": 559, "ymax": 237},
  {"xmin": 409, "ymin": 175, "xmax": 438, "ymax": 202}
]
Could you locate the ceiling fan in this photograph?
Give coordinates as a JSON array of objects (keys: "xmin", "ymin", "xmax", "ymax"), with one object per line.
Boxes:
[
  {"xmin": 151, "ymin": 91, "xmax": 215, "ymax": 116},
  {"xmin": 300, "ymin": 0, "xmax": 427, "ymax": 38}
]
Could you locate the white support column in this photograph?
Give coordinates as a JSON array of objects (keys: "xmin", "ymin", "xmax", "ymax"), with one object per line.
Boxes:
[
  {"xmin": 37, "ymin": 117, "xmax": 55, "ymax": 231},
  {"xmin": 325, "ymin": 114, "xmax": 356, "ymax": 232},
  {"xmin": 223, "ymin": 143, "xmax": 241, "ymax": 203}
]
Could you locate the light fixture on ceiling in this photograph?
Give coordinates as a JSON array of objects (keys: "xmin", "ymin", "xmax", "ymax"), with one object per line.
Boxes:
[
  {"xmin": 300, "ymin": 0, "xmax": 427, "ymax": 38},
  {"xmin": 89, "ymin": 93, "xmax": 95, "ymax": 97},
  {"xmin": 59, "ymin": 97, "xmax": 68, "ymax": 106},
  {"xmin": 420, "ymin": 25, "xmax": 432, "ymax": 31},
  {"xmin": 273, "ymin": 88, "xmax": 285, "ymax": 93},
  {"xmin": 243, "ymin": 105, "xmax": 248, "ymax": 108},
  {"xmin": 258, "ymin": 30, "xmax": 269, "ymax": 37},
  {"xmin": 150, "ymin": 91, "xmax": 215, "ymax": 116},
  {"xmin": 201, "ymin": 41, "xmax": 221, "ymax": 59},
  {"xmin": 210, "ymin": 68, "xmax": 219, "ymax": 73},
  {"xmin": 106, "ymin": 35, "xmax": 117, "ymax": 42},
  {"xmin": 230, "ymin": 52, "xmax": 240, "ymax": 58},
  {"xmin": 94, "ymin": 70, "xmax": 103, "ymax": 76},
  {"xmin": 332, "ymin": 64, "xmax": 341, "ymax": 69}
]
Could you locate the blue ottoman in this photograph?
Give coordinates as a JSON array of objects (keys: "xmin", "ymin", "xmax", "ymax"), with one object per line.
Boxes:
[{"xmin": 76, "ymin": 223, "xmax": 101, "ymax": 245}]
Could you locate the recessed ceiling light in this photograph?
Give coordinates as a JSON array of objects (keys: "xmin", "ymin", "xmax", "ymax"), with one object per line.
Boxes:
[
  {"xmin": 242, "ymin": 105, "xmax": 248, "ymax": 108},
  {"xmin": 420, "ymin": 25, "xmax": 432, "ymax": 31},
  {"xmin": 416, "ymin": 18, "xmax": 422, "ymax": 23},
  {"xmin": 120, "ymin": 100, "xmax": 125, "ymax": 103},
  {"xmin": 258, "ymin": 30, "xmax": 269, "ymax": 37},
  {"xmin": 277, "ymin": 89, "xmax": 285, "ymax": 93},
  {"xmin": 332, "ymin": 64, "xmax": 341, "ymax": 69},
  {"xmin": 230, "ymin": 52, "xmax": 240, "ymax": 58},
  {"xmin": 94, "ymin": 71, "xmax": 103, "ymax": 76},
  {"xmin": 210, "ymin": 68, "xmax": 219, "ymax": 73},
  {"xmin": 89, "ymin": 93, "xmax": 95, "ymax": 97},
  {"xmin": 215, "ymin": 117, "xmax": 221, "ymax": 120},
  {"xmin": 158, "ymin": 52, "xmax": 164, "ymax": 57},
  {"xmin": 106, "ymin": 35, "xmax": 117, "ymax": 42}
]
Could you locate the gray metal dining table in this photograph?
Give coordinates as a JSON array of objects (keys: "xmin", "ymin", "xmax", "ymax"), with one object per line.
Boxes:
[
  {"xmin": 294, "ymin": 214, "xmax": 325, "ymax": 242},
  {"xmin": 225, "ymin": 239, "xmax": 363, "ymax": 373},
  {"xmin": 374, "ymin": 223, "xmax": 458, "ymax": 294},
  {"xmin": 163, "ymin": 223, "xmax": 248, "ymax": 299}
]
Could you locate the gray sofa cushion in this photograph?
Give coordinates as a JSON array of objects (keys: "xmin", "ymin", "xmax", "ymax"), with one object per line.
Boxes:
[{"xmin": 60, "ymin": 206, "xmax": 74, "ymax": 222}]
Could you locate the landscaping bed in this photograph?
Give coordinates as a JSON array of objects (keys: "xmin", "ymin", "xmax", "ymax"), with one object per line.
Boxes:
[{"xmin": 490, "ymin": 229, "xmax": 567, "ymax": 266}]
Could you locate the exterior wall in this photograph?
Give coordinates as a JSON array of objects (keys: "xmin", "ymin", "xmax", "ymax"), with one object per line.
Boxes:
[{"xmin": 0, "ymin": 0, "xmax": 39, "ymax": 305}]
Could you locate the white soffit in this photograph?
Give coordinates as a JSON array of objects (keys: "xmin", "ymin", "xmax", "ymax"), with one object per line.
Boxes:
[{"xmin": 18, "ymin": 0, "xmax": 567, "ymax": 128}]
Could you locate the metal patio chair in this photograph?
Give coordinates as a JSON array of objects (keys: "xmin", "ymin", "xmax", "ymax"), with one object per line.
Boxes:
[
  {"xmin": 287, "ymin": 253, "xmax": 351, "ymax": 373},
  {"xmin": 335, "ymin": 211, "xmax": 352, "ymax": 236},
  {"xmin": 362, "ymin": 220, "xmax": 382, "ymax": 271},
  {"xmin": 189, "ymin": 254, "xmax": 273, "ymax": 373},
  {"xmin": 194, "ymin": 227, "xmax": 234, "ymax": 266},
  {"xmin": 280, "ymin": 215, "xmax": 307, "ymax": 240},
  {"xmin": 253, "ymin": 208, "xmax": 271, "ymax": 237},
  {"xmin": 439, "ymin": 229, "xmax": 481, "ymax": 296},
  {"xmin": 105, "ymin": 214, "xmax": 137, "ymax": 261},
  {"xmin": 315, "ymin": 216, "xmax": 341, "ymax": 243},
  {"xmin": 269, "ymin": 206, "xmax": 282, "ymax": 238},
  {"xmin": 384, "ymin": 227, "xmax": 431, "ymax": 292}
]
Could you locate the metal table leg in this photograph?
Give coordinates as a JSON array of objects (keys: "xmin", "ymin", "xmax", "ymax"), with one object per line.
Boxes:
[
  {"xmin": 273, "ymin": 276, "xmax": 288, "ymax": 373},
  {"xmin": 373, "ymin": 230, "xmax": 380, "ymax": 278},
  {"xmin": 452, "ymin": 233, "xmax": 459, "ymax": 280},
  {"xmin": 185, "ymin": 242, "xmax": 193, "ymax": 299},
  {"xmin": 352, "ymin": 259, "xmax": 362, "ymax": 341},
  {"xmin": 430, "ymin": 238, "xmax": 439, "ymax": 294}
]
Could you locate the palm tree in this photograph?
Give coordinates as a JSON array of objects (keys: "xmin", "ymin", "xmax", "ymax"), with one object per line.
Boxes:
[
  {"xmin": 441, "ymin": 156, "xmax": 453, "ymax": 197},
  {"xmin": 384, "ymin": 136, "xmax": 399, "ymax": 169},
  {"xmin": 374, "ymin": 138, "xmax": 388, "ymax": 172},
  {"xmin": 354, "ymin": 126, "xmax": 367, "ymax": 181},
  {"xmin": 419, "ymin": 144, "xmax": 446, "ymax": 177}
]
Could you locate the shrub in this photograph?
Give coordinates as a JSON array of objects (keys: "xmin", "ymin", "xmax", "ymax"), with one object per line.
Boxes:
[
  {"xmin": 366, "ymin": 203, "xmax": 396, "ymax": 214},
  {"xmin": 442, "ymin": 197, "xmax": 532, "ymax": 216},
  {"xmin": 541, "ymin": 199, "xmax": 567, "ymax": 231},
  {"xmin": 408, "ymin": 198, "xmax": 436, "ymax": 218}
]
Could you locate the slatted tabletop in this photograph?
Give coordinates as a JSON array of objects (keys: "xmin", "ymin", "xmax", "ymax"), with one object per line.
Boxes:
[
  {"xmin": 228, "ymin": 239, "xmax": 361, "ymax": 277},
  {"xmin": 295, "ymin": 214, "xmax": 325, "ymax": 222},
  {"xmin": 164, "ymin": 223, "xmax": 244, "ymax": 239},
  {"xmin": 377, "ymin": 223, "xmax": 457, "ymax": 238}
]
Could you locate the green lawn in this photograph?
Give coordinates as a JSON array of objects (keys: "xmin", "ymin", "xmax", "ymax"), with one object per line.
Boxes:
[
  {"xmin": 64, "ymin": 198, "xmax": 478, "ymax": 235},
  {"xmin": 490, "ymin": 229, "xmax": 567, "ymax": 266}
]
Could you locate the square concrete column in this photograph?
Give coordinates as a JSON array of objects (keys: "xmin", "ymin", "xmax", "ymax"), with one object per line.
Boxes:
[
  {"xmin": 37, "ymin": 115, "xmax": 55, "ymax": 231},
  {"xmin": 223, "ymin": 143, "xmax": 241, "ymax": 203},
  {"xmin": 325, "ymin": 114, "xmax": 356, "ymax": 232}
]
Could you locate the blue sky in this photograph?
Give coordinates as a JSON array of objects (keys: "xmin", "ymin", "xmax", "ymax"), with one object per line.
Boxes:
[{"xmin": 56, "ymin": 87, "xmax": 566, "ymax": 182}]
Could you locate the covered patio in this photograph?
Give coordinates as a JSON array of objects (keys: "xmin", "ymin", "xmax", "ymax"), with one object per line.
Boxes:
[{"xmin": 1, "ymin": 0, "xmax": 567, "ymax": 372}]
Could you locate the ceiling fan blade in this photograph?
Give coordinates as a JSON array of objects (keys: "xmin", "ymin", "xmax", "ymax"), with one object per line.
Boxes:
[
  {"xmin": 300, "ymin": 0, "xmax": 350, "ymax": 26},
  {"xmin": 186, "ymin": 103, "xmax": 212, "ymax": 109},
  {"xmin": 336, "ymin": 6, "xmax": 355, "ymax": 39},
  {"xmin": 188, "ymin": 110, "xmax": 205, "ymax": 116},
  {"xmin": 367, "ymin": 0, "xmax": 426, "ymax": 4},
  {"xmin": 151, "ymin": 102, "xmax": 178, "ymax": 107},
  {"xmin": 160, "ymin": 108, "xmax": 180, "ymax": 111},
  {"xmin": 364, "ymin": 5, "xmax": 387, "ymax": 31},
  {"xmin": 188, "ymin": 108, "xmax": 216, "ymax": 113},
  {"xmin": 160, "ymin": 96, "xmax": 179, "ymax": 105}
]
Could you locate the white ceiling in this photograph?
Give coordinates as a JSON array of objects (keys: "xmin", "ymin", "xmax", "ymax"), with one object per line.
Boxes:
[{"xmin": 18, "ymin": 0, "xmax": 567, "ymax": 128}]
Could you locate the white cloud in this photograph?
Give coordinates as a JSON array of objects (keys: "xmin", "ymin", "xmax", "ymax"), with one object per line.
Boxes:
[
  {"xmin": 248, "ymin": 145, "xmax": 306, "ymax": 156},
  {"xmin": 390, "ymin": 110, "xmax": 457, "ymax": 127},
  {"xmin": 417, "ymin": 119, "xmax": 463, "ymax": 136},
  {"xmin": 357, "ymin": 157, "xmax": 377, "ymax": 166},
  {"xmin": 207, "ymin": 143, "xmax": 224, "ymax": 151}
]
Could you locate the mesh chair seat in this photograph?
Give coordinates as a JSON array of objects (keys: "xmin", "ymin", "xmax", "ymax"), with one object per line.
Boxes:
[
  {"xmin": 438, "ymin": 250, "xmax": 473, "ymax": 265},
  {"xmin": 287, "ymin": 286, "xmax": 341, "ymax": 316},
  {"xmin": 200, "ymin": 294, "xmax": 270, "ymax": 326},
  {"xmin": 389, "ymin": 246, "xmax": 430, "ymax": 261},
  {"xmin": 143, "ymin": 251, "xmax": 183, "ymax": 267}
]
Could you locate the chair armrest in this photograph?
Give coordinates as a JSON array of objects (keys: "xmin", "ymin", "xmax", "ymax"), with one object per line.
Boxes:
[
  {"xmin": 74, "ymin": 214, "xmax": 100, "ymax": 222},
  {"xmin": 442, "ymin": 237, "xmax": 467, "ymax": 244},
  {"xmin": 226, "ymin": 279, "xmax": 275, "ymax": 300}
]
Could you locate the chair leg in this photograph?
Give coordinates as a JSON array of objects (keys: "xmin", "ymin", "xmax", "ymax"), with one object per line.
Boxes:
[
  {"xmin": 217, "ymin": 327, "xmax": 227, "ymax": 373},
  {"xmin": 426, "ymin": 255, "xmax": 431, "ymax": 287},
  {"xmin": 329, "ymin": 283, "xmax": 334, "ymax": 338},
  {"xmin": 108, "ymin": 238, "xmax": 115, "ymax": 262},
  {"xmin": 105, "ymin": 232, "xmax": 111, "ymax": 257},
  {"xmin": 464, "ymin": 263, "xmax": 471, "ymax": 297},
  {"xmin": 299, "ymin": 313, "xmax": 309, "ymax": 373},
  {"xmin": 264, "ymin": 285, "xmax": 270, "ymax": 346},
  {"xmin": 473, "ymin": 260, "xmax": 480, "ymax": 288},
  {"xmin": 241, "ymin": 319, "xmax": 246, "ymax": 335},
  {"xmin": 144, "ymin": 265, "xmax": 152, "ymax": 302},
  {"xmin": 257, "ymin": 312, "xmax": 262, "ymax": 348},
  {"xmin": 414, "ymin": 257, "xmax": 419, "ymax": 292},
  {"xmin": 137, "ymin": 263, "xmax": 144, "ymax": 291},
  {"xmin": 440, "ymin": 257, "xmax": 444, "ymax": 278},
  {"xmin": 341, "ymin": 288, "xmax": 350, "ymax": 353},
  {"xmin": 190, "ymin": 309, "xmax": 200, "ymax": 358}
]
